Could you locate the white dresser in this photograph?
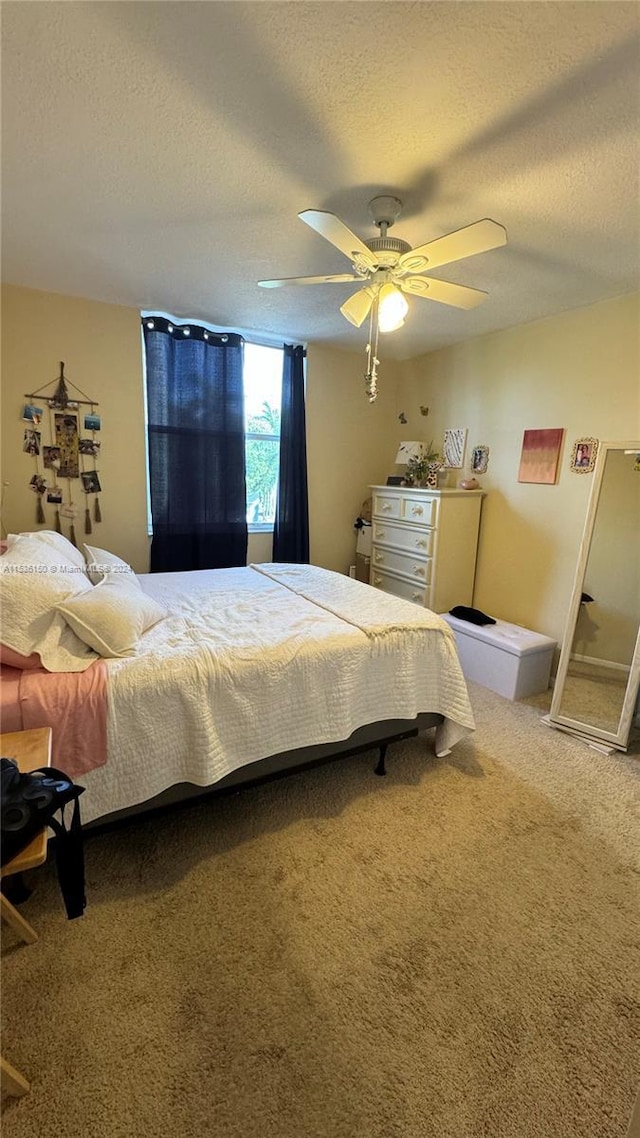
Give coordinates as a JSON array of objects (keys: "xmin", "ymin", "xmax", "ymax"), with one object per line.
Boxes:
[{"xmin": 369, "ymin": 485, "xmax": 484, "ymax": 611}]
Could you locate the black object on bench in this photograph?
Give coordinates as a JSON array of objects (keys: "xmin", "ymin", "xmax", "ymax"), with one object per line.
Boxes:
[{"xmin": 449, "ymin": 605, "xmax": 496, "ymax": 626}]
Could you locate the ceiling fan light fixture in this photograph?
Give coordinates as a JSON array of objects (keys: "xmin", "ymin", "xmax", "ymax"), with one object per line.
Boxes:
[
  {"xmin": 377, "ymin": 283, "xmax": 408, "ymax": 333},
  {"xmin": 260, "ymin": 200, "xmax": 506, "ymax": 401},
  {"xmin": 340, "ymin": 287, "xmax": 374, "ymax": 328}
]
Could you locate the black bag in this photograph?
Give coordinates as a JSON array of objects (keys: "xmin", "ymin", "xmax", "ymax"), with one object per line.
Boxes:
[{"xmin": 1, "ymin": 758, "xmax": 86, "ymax": 919}]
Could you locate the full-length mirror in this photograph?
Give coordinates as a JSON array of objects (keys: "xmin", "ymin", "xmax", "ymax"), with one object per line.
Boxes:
[{"xmin": 549, "ymin": 441, "xmax": 640, "ymax": 750}]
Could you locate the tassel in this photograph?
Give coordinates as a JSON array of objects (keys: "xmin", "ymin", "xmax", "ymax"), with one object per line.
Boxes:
[
  {"xmin": 69, "ymin": 523, "xmax": 77, "ymax": 548},
  {"xmin": 94, "ymin": 497, "xmax": 102, "ymax": 523},
  {"xmin": 55, "ymin": 508, "xmax": 62, "ymax": 533},
  {"xmin": 36, "ymin": 497, "xmax": 45, "ymax": 524},
  {"xmin": 84, "ymin": 506, "xmax": 92, "ymax": 535}
]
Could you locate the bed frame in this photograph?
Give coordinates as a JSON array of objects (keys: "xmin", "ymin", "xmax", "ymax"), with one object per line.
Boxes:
[{"xmin": 86, "ymin": 712, "xmax": 443, "ymax": 832}]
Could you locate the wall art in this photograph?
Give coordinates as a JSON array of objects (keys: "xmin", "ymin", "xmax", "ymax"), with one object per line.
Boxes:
[
  {"xmin": 22, "ymin": 361, "xmax": 102, "ymax": 537},
  {"xmin": 442, "ymin": 428, "xmax": 467, "ymax": 468},
  {"xmin": 569, "ymin": 437, "xmax": 598, "ymax": 474},
  {"xmin": 471, "ymin": 445, "xmax": 490, "ymax": 474},
  {"xmin": 518, "ymin": 428, "xmax": 564, "ymax": 484}
]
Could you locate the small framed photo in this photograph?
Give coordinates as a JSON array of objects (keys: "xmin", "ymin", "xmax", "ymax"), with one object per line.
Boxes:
[
  {"xmin": 43, "ymin": 445, "xmax": 61, "ymax": 469},
  {"xmin": 23, "ymin": 404, "xmax": 44, "ymax": 425},
  {"xmin": 570, "ymin": 437, "xmax": 598, "ymax": 474},
  {"xmin": 81, "ymin": 470, "xmax": 102, "ymax": 494},
  {"xmin": 79, "ymin": 437, "xmax": 101, "ymax": 457},
  {"xmin": 471, "ymin": 445, "xmax": 490, "ymax": 475},
  {"xmin": 23, "ymin": 428, "xmax": 41, "ymax": 455},
  {"xmin": 29, "ymin": 473, "xmax": 47, "ymax": 495},
  {"xmin": 47, "ymin": 488, "xmax": 63, "ymax": 504},
  {"xmin": 84, "ymin": 413, "xmax": 101, "ymax": 432}
]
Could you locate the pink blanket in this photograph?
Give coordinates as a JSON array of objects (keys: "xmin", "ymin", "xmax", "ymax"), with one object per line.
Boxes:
[{"xmin": 0, "ymin": 661, "xmax": 108, "ymax": 778}]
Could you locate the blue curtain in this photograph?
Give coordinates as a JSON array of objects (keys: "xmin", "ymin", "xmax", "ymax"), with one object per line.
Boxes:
[
  {"xmin": 143, "ymin": 317, "xmax": 247, "ymax": 572},
  {"xmin": 273, "ymin": 344, "xmax": 309, "ymax": 563}
]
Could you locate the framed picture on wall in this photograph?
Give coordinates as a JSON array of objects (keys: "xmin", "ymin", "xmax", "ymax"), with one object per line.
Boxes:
[
  {"xmin": 518, "ymin": 428, "xmax": 564, "ymax": 484},
  {"xmin": 471, "ymin": 445, "xmax": 490, "ymax": 474},
  {"xmin": 442, "ymin": 428, "xmax": 467, "ymax": 468},
  {"xmin": 570, "ymin": 437, "xmax": 598, "ymax": 474}
]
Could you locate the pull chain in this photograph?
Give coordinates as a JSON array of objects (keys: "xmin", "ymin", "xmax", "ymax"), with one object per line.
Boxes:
[{"xmin": 364, "ymin": 295, "xmax": 379, "ymax": 403}]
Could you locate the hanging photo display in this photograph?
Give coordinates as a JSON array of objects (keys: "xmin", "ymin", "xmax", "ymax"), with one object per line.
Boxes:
[{"xmin": 21, "ymin": 362, "xmax": 102, "ymax": 534}]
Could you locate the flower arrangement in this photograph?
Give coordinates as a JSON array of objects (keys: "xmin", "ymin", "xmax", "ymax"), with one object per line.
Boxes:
[{"xmin": 405, "ymin": 442, "xmax": 443, "ymax": 488}]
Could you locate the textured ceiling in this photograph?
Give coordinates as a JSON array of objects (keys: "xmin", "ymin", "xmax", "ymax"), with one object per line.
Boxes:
[{"xmin": 2, "ymin": 1, "xmax": 639, "ymax": 358}]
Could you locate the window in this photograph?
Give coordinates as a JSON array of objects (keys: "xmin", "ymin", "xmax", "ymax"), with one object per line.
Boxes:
[
  {"xmin": 243, "ymin": 343, "xmax": 283, "ymax": 531},
  {"xmin": 142, "ymin": 315, "xmax": 283, "ymax": 536}
]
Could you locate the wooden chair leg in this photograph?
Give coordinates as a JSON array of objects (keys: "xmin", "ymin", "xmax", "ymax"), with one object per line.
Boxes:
[
  {"xmin": 1, "ymin": 1055, "xmax": 30, "ymax": 1097},
  {"xmin": 0, "ymin": 892, "xmax": 38, "ymax": 945}
]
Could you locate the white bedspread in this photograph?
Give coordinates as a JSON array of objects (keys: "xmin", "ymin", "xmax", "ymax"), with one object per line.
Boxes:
[{"xmin": 81, "ymin": 564, "xmax": 474, "ymax": 823}]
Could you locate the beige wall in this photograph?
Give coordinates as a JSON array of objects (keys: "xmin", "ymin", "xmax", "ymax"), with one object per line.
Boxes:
[
  {"xmin": 397, "ymin": 292, "xmax": 640, "ymax": 645},
  {"xmin": 1, "ymin": 285, "xmax": 150, "ymax": 572},
  {"xmin": 306, "ymin": 344, "xmax": 399, "ymax": 573},
  {"xmin": 1, "ymin": 285, "xmax": 397, "ymax": 577}
]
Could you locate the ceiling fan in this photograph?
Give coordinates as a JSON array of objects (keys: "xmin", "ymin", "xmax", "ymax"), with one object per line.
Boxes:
[{"xmin": 258, "ymin": 195, "xmax": 507, "ymax": 332}]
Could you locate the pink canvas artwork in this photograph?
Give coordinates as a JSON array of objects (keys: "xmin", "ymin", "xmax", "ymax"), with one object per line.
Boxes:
[{"xmin": 518, "ymin": 428, "xmax": 564, "ymax": 484}]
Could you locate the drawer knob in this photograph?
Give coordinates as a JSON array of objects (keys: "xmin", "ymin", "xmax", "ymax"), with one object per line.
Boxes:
[
  {"xmin": 412, "ymin": 565, "xmax": 425, "ymax": 576},
  {"xmin": 415, "ymin": 539, "xmax": 427, "ymax": 548},
  {"xmin": 381, "ymin": 503, "xmax": 392, "ymax": 512},
  {"xmin": 376, "ymin": 529, "xmax": 385, "ymax": 539},
  {"xmin": 411, "ymin": 506, "xmax": 423, "ymax": 516},
  {"xmin": 411, "ymin": 592, "xmax": 422, "ymax": 602},
  {"xmin": 373, "ymin": 575, "xmax": 383, "ymax": 585},
  {"xmin": 374, "ymin": 553, "xmax": 384, "ymax": 563}
]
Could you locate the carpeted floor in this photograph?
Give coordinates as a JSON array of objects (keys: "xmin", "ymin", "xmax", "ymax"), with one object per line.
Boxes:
[{"xmin": 2, "ymin": 683, "xmax": 640, "ymax": 1138}]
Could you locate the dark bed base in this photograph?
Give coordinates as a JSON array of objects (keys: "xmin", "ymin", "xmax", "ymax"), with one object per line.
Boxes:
[{"xmin": 86, "ymin": 712, "xmax": 444, "ymax": 834}]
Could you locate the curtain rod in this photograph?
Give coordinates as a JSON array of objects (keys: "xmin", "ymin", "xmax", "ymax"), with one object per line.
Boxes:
[{"xmin": 141, "ymin": 311, "xmax": 305, "ymax": 352}]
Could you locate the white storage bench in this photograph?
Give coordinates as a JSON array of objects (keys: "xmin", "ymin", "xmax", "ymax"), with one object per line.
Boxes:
[{"xmin": 440, "ymin": 614, "xmax": 556, "ymax": 700}]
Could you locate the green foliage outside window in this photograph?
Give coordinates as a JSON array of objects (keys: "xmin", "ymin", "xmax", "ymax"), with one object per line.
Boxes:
[{"xmin": 246, "ymin": 401, "xmax": 281, "ymax": 523}]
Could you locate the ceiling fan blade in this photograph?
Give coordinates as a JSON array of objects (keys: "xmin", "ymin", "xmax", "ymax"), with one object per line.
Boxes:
[
  {"xmin": 401, "ymin": 276, "xmax": 488, "ymax": 309},
  {"xmin": 398, "ymin": 219, "xmax": 507, "ymax": 275},
  {"xmin": 340, "ymin": 287, "xmax": 375, "ymax": 328},
  {"xmin": 299, "ymin": 210, "xmax": 378, "ymax": 271},
  {"xmin": 258, "ymin": 273, "xmax": 362, "ymax": 288}
]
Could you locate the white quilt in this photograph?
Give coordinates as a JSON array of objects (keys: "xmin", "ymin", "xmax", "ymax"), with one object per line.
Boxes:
[{"xmin": 80, "ymin": 564, "xmax": 474, "ymax": 823}]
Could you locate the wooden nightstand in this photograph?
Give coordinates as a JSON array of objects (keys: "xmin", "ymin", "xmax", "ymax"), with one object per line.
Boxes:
[{"xmin": 1, "ymin": 726, "xmax": 52, "ymax": 1097}]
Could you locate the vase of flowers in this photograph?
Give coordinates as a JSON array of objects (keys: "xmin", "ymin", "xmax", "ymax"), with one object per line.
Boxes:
[{"xmin": 405, "ymin": 443, "xmax": 443, "ymax": 488}]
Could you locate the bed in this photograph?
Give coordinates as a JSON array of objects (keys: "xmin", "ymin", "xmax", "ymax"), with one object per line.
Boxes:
[{"xmin": 0, "ymin": 534, "xmax": 475, "ymax": 827}]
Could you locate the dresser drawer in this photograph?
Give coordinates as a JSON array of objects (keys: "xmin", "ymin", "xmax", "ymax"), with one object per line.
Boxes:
[
  {"xmin": 370, "ymin": 569, "xmax": 427, "ymax": 606},
  {"xmin": 371, "ymin": 547, "xmax": 432, "ymax": 584},
  {"xmin": 372, "ymin": 520, "xmax": 434, "ymax": 556},
  {"xmin": 400, "ymin": 495, "xmax": 436, "ymax": 526},
  {"xmin": 372, "ymin": 492, "xmax": 402, "ymax": 519}
]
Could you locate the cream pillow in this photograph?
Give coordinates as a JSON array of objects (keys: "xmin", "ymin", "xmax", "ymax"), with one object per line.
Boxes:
[
  {"xmin": 0, "ymin": 533, "xmax": 96, "ymax": 672},
  {"xmin": 56, "ymin": 574, "xmax": 166, "ymax": 658},
  {"xmin": 83, "ymin": 543, "xmax": 135, "ymax": 585},
  {"xmin": 10, "ymin": 530, "xmax": 90, "ymax": 573}
]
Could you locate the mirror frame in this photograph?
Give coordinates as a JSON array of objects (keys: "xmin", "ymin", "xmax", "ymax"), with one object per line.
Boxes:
[{"xmin": 549, "ymin": 440, "xmax": 640, "ymax": 750}]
